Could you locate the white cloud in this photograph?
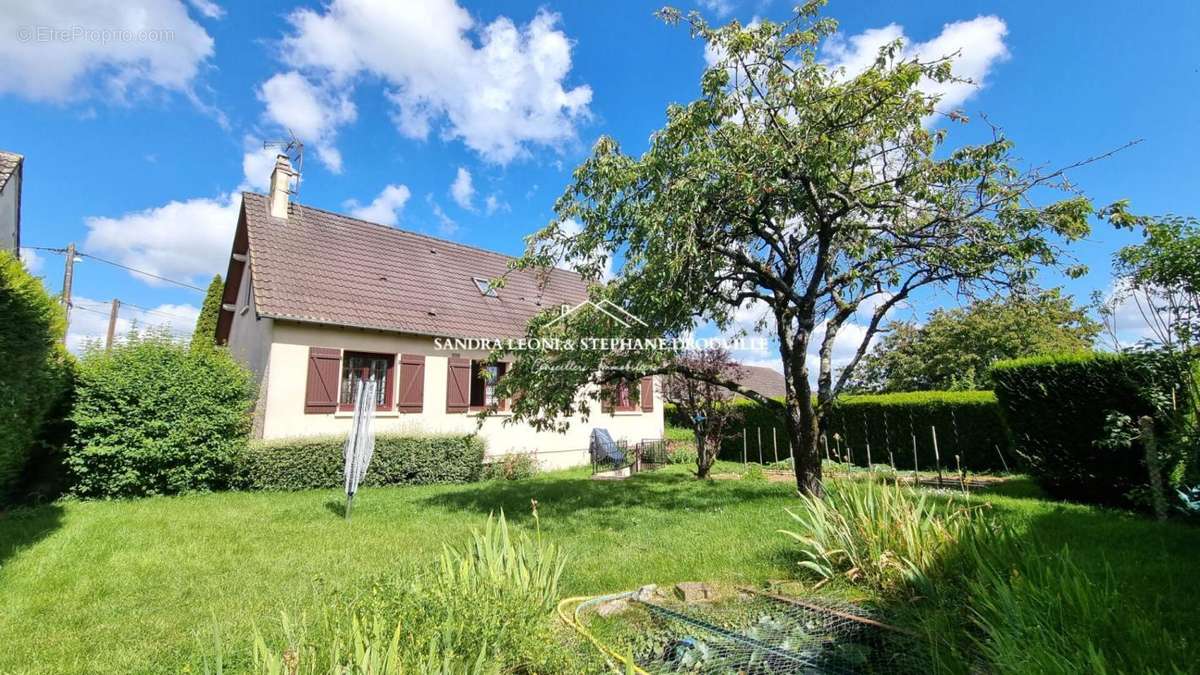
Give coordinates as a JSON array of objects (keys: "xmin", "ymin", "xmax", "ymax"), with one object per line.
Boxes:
[
  {"xmin": 187, "ymin": 0, "xmax": 224, "ymax": 19},
  {"xmin": 83, "ymin": 193, "xmax": 240, "ymax": 286},
  {"xmin": 67, "ymin": 296, "xmax": 199, "ymax": 354},
  {"xmin": 484, "ymin": 193, "xmax": 510, "ymax": 216},
  {"xmin": 80, "ymin": 141, "xmax": 294, "ymax": 290},
  {"xmin": 449, "ymin": 167, "xmax": 475, "ymax": 210},
  {"xmin": 714, "ymin": 292, "xmax": 901, "ymax": 387},
  {"xmin": 257, "ymin": 71, "xmax": 357, "ymax": 172},
  {"xmin": 823, "ymin": 16, "xmax": 1009, "ymax": 115},
  {"xmin": 556, "ymin": 217, "xmax": 613, "ymax": 280},
  {"xmin": 240, "ymin": 144, "xmax": 280, "ymax": 193},
  {"xmin": 1098, "ymin": 279, "xmax": 1181, "ymax": 349},
  {"xmin": 266, "ymin": 0, "xmax": 592, "ymax": 167},
  {"xmin": 19, "ymin": 248, "xmax": 44, "ymax": 275},
  {"xmin": 699, "ymin": 0, "xmax": 736, "ymax": 18},
  {"xmin": 347, "ymin": 184, "xmax": 412, "ymax": 226},
  {"xmin": 0, "ymin": 0, "xmax": 215, "ymax": 103},
  {"xmin": 427, "ymin": 195, "xmax": 459, "ymax": 236}
]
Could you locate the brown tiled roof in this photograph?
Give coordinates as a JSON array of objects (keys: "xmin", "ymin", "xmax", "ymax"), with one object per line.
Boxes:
[
  {"xmin": 240, "ymin": 192, "xmax": 589, "ymax": 340},
  {"xmin": 0, "ymin": 151, "xmax": 22, "ymax": 193},
  {"xmin": 736, "ymin": 364, "xmax": 786, "ymax": 399}
]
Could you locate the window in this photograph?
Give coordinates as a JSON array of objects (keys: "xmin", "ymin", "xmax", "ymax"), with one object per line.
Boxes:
[
  {"xmin": 339, "ymin": 352, "xmax": 394, "ymax": 410},
  {"xmin": 602, "ymin": 379, "xmax": 643, "ymax": 413},
  {"xmin": 472, "ymin": 277, "xmax": 498, "ymax": 297},
  {"xmin": 469, "ymin": 360, "xmax": 508, "ymax": 409},
  {"xmin": 614, "ymin": 380, "xmax": 636, "ymax": 412}
]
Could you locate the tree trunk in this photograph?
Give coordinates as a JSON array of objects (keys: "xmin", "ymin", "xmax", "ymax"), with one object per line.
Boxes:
[
  {"xmin": 694, "ymin": 429, "xmax": 711, "ymax": 479},
  {"xmin": 780, "ymin": 332, "xmax": 823, "ymax": 495},
  {"xmin": 787, "ymin": 383, "xmax": 823, "ymax": 496}
]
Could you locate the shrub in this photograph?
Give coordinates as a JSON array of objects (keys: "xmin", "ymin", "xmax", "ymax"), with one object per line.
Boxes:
[
  {"xmin": 780, "ymin": 480, "xmax": 993, "ymax": 594},
  {"xmin": 0, "ymin": 251, "xmax": 72, "ymax": 501},
  {"xmin": 240, "ymin": 433, "xmax": 485, "ymax": 490},
  {"xmin": 238, "ymin": 513, "xmax": 572, "ymax": 673},
  {"xmin": 664, "ymin": 425, "xmax": 693, "ymax": 442},
  {"xmin": 990, "ymin": 351, "xmax": 1196, "ymax": 507},
  {"xmin": 481, "ymin": 452, "xmax": 539, "ymax": 481},
  {"xmin": 66, "ymin": 332, "xmax": 254, "ymax": 498},
  {"xmin": 670, "ymin": 391, "xmax": 1011, "ymax": 471}
]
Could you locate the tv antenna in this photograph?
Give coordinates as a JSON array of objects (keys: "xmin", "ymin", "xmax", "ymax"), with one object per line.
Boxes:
[{"xmin": 263, "ymin": 130, "xmax": 304, "ymax": 205}]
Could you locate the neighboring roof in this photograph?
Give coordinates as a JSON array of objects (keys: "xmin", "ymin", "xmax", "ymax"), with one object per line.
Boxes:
[
  {"xmin": 237, "ymin": 192, "xmax": 590, "ymax": 340},
  {"xmin": 736, "ymin": 364, "xmax": 786, "ymax": 399},
  {"xmin": 0, "ymin": 151, "xmax": 22, "ymax": 193}
]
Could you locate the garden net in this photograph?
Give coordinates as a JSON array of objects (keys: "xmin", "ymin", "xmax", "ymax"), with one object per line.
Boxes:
[{"xmin": 623, "ymin": 591, "xmax": 912, "ymax": 674}]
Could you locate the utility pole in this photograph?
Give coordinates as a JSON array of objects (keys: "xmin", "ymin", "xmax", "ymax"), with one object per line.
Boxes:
[
  {"xmin": 61, "ymin": 242, "xmax": 76, "ymax": 345},
  {"xmin": 105, "ymin": 298, "xmax": 121, "ymax": 351}
]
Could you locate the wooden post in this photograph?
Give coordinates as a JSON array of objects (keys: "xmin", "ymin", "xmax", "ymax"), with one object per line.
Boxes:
[
  {"xmin": 865, "ymin": 442, "xmax": 872, "ymax": 471},
  {"xmin": 911, "ymin": 434, "xmax": 919, "ymax": 485},
  {"xmin": 105, "ymin": 298, "xmax": 120, "ymax": 351},
  {"xmin": 772, "ymin": 427, "xmax": 778, "ymax": 463},
  {"xmin": 931, "ymin": 426, "xmax": 943, "ymax": 488},
  {"xmin": 955, "ymin": 454, "xmax": 966, "ymax": 494},
  {"xmin": 756, "ymin": 427, "xmax": 763, "ymax": 464},
  {"xmin": 60, "ymin": 242, "xmax": 76, "ymax": 345},
  {"xmin": 742, "ymin": 428, "xmax": 747, "ymax": 467},
  {"xmin": 994, "ymin": 444, "xmax": 1010, "ymax": 473}
]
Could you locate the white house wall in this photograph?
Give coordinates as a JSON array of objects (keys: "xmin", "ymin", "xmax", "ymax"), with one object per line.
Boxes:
[{"xmin": 260, "ymin": 320, "xmax": 665, "ymax": 470}]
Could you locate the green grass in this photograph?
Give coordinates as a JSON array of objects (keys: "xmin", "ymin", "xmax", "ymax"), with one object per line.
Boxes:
[{"xmin": 0, "ymin": 465, "xmax": 1197, "ymax": 673}]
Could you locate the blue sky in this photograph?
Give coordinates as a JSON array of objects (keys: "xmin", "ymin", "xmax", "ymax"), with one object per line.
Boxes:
[{"xmin": 2, "ymin": 0, "xmax": 1198, "ymax": 361}]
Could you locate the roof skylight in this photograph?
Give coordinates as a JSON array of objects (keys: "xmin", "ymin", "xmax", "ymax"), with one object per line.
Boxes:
[{"xmin": 472, "ymin": 277, "xmax": 498, "ymax": 298}]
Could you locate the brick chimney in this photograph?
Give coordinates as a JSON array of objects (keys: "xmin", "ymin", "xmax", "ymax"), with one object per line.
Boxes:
[{"xmin": 268, "ymin": 154, "xmax": 296, "ymax": 219}]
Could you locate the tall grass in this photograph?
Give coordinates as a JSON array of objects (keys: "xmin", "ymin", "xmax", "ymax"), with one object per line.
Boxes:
[
  {"xmin": 780, "ymin": 480, "xmax": 991, "ymax": 593},
  {"xmin": 961, "ymin": 541, "xmax": 1185, "ymax": 675},
  {"xmin": 216, "ymin": 512, "xmax": 574, "ymax": 674},
  {"xmin": 781, "ymin": 480, "xmax": 1188, "ymax": 673}
]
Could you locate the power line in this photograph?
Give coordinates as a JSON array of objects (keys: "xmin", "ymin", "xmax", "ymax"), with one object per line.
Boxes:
[
  {"xmin": 74, "ymin": 298, "xmax": 196, "ymax": 324},
  {"xmin": 25, "ymin": 245, "xmax": 207, "ymax": 292},
  {"xmin": 79, "ymin": 252, "xmax": 207, "ymax": 292},
  {"xmin": 119, "ymin": 301, "xmax": 198, "ymax": 323}
]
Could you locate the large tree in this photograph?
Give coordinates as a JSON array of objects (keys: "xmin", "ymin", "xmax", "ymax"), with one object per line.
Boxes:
[
  {"xmin": 497, "ymin": 3, "xmax": 1130, "ymax": 494},
  {"xmin": 848, "ymin": 289, "xmax": 1100, "ymax": 392}
]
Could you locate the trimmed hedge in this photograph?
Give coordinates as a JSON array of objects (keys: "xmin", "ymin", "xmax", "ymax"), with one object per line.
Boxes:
[
  {"xmin": 238, "ymin": 433, "xmax": 485, "ymax": 491},
  {"xmin": 0, "ymin": 251, "xmax": 73, "ymax": 501},
  {"xmin": 990, "ymin": 351, "xmax": 1196, "ymax": 508},
  {"xmin": 667, "ymin": 390, "xmax": 1012, "ymax": 471},
  {"xmin": 66, "ymin": 333, "xmax": 255, "ymax": 498}
]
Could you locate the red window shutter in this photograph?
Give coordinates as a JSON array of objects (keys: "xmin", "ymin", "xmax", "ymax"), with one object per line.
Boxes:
[
  {"xmin": 640, "ymin": 377, "xmax": 654, "ymax": 412},
  {"xmin": 304, "ymin": 347, "xmax": 341, "ymax": 414},
  {"xmin": 446, "ymin": 358, "xmax": 471, "ymax": 413},
  {"xmin": 398, "ymin": 354, "xmax": 425, "ymax": 413}
]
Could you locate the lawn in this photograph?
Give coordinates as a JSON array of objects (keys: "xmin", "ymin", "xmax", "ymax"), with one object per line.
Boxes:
[{"xmin": 1, "ymin": 463, "xmax": 1198, "ymax": 673}]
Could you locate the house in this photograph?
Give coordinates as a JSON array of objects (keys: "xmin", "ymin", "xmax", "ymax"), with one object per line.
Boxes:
[
  {"xmin": 0, "ymin": 150, "xmax": 22, "ymax": 257},
  {"xmin": 216, "ymin": 155, "xmax": 663, "ymax": 469},
  {"xmin": 736, "ymin": 365, "xmax": 786, "ymax": 399}
]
